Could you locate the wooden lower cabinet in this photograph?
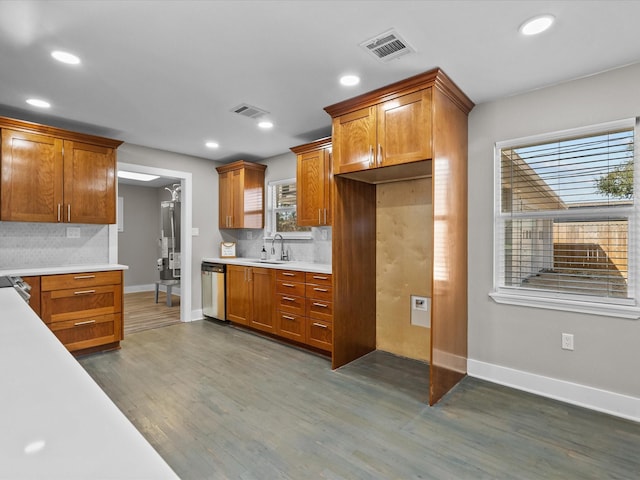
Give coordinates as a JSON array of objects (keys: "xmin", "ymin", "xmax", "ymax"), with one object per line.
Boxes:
[
  {"xmin": 275, "ymin": 270, "xmax": 333, "ymax": 352},
  {"xmin": 21, "ymin": 276, "xmax": 41, "ymax": 317},
  {"xmin": 226, "ymin": 265, "xmax": 276, "ymax": 333},
  {"xmin": 40, "ymin": 270, "xmax": 124, "ymax": 354}
]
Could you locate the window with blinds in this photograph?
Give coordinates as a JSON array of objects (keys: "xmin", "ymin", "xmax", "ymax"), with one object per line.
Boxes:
[
  {"xmin": 266, "ymin": 179, "xmax": 311, "ymax": 237},
  {"xmin": 494, "ymin": 119, "xmax": 637, "ymax": 311}
]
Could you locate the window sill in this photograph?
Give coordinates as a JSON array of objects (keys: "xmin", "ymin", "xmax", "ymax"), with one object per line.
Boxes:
[{"xmin": 489, "ymin": 291, "xmax": 640, "ymax": 319}]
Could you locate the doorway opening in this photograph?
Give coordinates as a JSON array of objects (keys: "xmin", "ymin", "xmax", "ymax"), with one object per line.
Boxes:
[{"xmin": 110, "ymin": 162, "xmax": 193, "ymax": 332}]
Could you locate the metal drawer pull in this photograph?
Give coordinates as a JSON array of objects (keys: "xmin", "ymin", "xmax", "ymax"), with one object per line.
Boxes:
[
  {"xmin": 282, "ymin": 273, "xmax": 295, "ymax": 277},
  {"xmin": 67, "ymin": 204, "xmax": 71, "ymax": 222},
  {"xmin": 282, "ymin": 315, "xmax": 295, "ymax": 321},
  {"xmin": 313, "ymin": 287, "xmax": 328, "ymax": 292},
  {"xmin": 74, "ymin": 289, "xmax": 96, "ymax": 295},
  {"xmin": 312, "ymin": 322, "xmax": 328, "ymax": 329},
  {"xmin": 312, "ymin": 302, "xmax": 328, "ymax": 308},
  {"xmin": 312, "ymin": 275, "xmax": 328, "ymax": 280},
  {"xmin": 282, "ymin": 283, "xmax": 295, "ymax": 287},
  {"xmin": 282, "ymin": 296, "xmax": 296, "ymax": 301},
  {"xmin": 74, "ymin": 320, "xmax": 96, "ymax": 326},
  {"xmin": 74, "ymin": 275, "xmax": 96, "ymax": 280},
  {"xmin": 57, "ymin": 204, "xmax": 61, "ymax": 222}
]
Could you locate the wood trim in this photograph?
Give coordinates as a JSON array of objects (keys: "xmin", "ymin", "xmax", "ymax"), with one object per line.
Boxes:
[
  {"xmin": 0, "ymin": 116, "xmax": 123, "ymax": 148},
  {"xmin": 289, "ymin": 136, "xmax": 332, "ymax": 154},
  {"xmin": 215, "ymin": 159, "xmax": 267, "ymax": 174},
  {"xmin": 428, "ymin": 86, "xmax": 469, "ymax": 406},
  {"xmin": 324, "ymin": 68, "xmax": 474, "ymax": 118},
  {"xmin": 331, "ymin": 176, "xmax": 377, "ymax": 369}
]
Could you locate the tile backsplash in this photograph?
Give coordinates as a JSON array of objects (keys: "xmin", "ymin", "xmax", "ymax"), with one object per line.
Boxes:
[
  {"xmin": 222, "ymin": 227, "xmax": 332, "ymax": 264},
  {"xmin": 0, "ymin": 222, "xmax": 109, "ymax": 269}
]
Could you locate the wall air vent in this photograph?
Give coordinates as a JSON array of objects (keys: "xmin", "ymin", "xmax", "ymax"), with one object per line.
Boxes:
[
  {"xmin": 231, "ymin": 103, "xmax": 270, "ymax": 119},
  {"xmin": 360, "ymin": 29, "xmax": 415, "ymax": 62}
]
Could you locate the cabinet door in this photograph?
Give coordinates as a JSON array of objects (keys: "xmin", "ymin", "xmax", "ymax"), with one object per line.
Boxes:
[
  {"xmin": 21, "ymin": 276, "xmax": 41, "ymax": 317},
  {"xmin": 230, "ymin": 168, "xmax": 243, "ymax": 228},
  {"xmin": 332, "ymin": 106, "xmax": 376, "ymax": 175},
  {"xmin": 377, "ymin": 89, "xmax": 433, "ymax": 168},
  {"xmin": 297, "ymin": 148, "xmax": 331, "ymax": 226},
  {"xmin": 249, "ymin": 267, "xmax": 275, "ymax": 333},
  {"xmin": 63, "ymin": 140, "xmax": 116, "ymax": 224},
  {"xmin": 226, "ymin": 265, "xmax": 250, "ymax": 324},
  {"xmin": 1, "ymin": 129, "xmax": 64, "ymax": 222},
  {"xmin": 218, "ymin": 170, "xmax": 232, "ymax": 228}
]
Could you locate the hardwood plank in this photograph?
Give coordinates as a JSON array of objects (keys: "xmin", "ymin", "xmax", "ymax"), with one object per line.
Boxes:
[
  {"xmin": 80, "ymin": 321, "xmax": 640, "ymax": 480},
  {"xmin": 123, "ymin": 291, "xmax": 180, "ymax": 336}
]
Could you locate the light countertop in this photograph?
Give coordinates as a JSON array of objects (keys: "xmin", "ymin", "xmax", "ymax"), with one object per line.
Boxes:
[
  {"xmin": 0, "ymin": 287, "xmax": 178, "ymax": 479},
  {"xmin": 0, "ymin": 263, "xmax": 128, "ymax": 277},
  {"xmin": 202, "ymin": 257, "xmax": 331, "ymax": 274}
]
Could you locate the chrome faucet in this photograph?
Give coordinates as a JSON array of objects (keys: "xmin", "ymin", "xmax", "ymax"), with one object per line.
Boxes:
[{"xmin": 272, "ymin": 234, "xmax": 288, "ymax": 261}]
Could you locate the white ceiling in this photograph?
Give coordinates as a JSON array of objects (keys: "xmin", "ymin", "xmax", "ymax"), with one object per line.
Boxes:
[{"xmin": 1, "ymin": 1, "xmax": 639, "ymax": 165}]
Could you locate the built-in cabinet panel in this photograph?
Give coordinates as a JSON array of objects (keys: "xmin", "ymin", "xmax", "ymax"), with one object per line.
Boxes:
[
  {"xmin": 226, "ymin": 264, "xmax": 275, "ymax": 333},
  {"xmin": 376, "ymin": 178, "xmax": 432, "ymax": 362},
  {"xmin": 0, "ymin": 117, "xmax": 121, "ymax": 224}
]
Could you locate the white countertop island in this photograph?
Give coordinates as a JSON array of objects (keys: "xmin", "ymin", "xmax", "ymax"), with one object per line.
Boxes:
[
  {"xmin": 0, "ymin": 287, "xmax": 178, "ymax": 479},
  {"xmin": 0, "ymin": 263, "xmax": 128, "ymax": 277}
]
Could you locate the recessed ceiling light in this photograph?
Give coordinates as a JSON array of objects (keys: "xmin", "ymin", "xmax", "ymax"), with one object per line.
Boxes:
[
  {"xmin": 340, "ymin": 74, "xmax": 360, "ymax": 86},
  {"xmin": 51, "ymin": 50, "xmax": 81, "ymax": 65},
  {"xmin": 205, "ymin": 141, "xmax": 219, "ymax": 149},
  {"xmin": 519, "ymin": 14, "xmax": 555, "ymax": 36},
  {"xmin": 117, "ymin": 171, "xmax": 160, "ymax": 182},
  {"xmin": 258, "ymin": 120, "xmax": 274, "ymax": 129},
  {"xmin": 26, "ymin": 98, "xmax": 51, "ymax": 108}
]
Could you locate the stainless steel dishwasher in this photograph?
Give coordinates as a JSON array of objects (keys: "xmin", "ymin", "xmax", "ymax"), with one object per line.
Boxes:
[{"xmin": 201, "ymin": 262, "xmax": 227, "ymax": 321}]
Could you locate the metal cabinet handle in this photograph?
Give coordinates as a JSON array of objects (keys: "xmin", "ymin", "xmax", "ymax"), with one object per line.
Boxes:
[
  {"xmin": 312, "ymin": 302, "xmax": 328, "ymax": 308},
  {"xmin": 312, "ymin": 322, "xmax": 328, "ymax": 329},
  {"xmin": 282, "ymin": 315, "xmax": 295, "ymax": 321},
  {"xmin": 57, "ymin": 204, "xmax": 61, "ymax": 222},
  {"xmin": 324, "ymin": 208, "xmax": 327, "ymax": 225},
  {"xmin": 282, "ymin": 296, "xmax": 296, "ymax": 302},
  {"xmin": 282, "ymin": 283, "xmax": 295, "ymax": 287},
  {"xmin": 312, "ymin": 275, "xmax": 328, "ymax": 280},
  {"xmin": 282, "ymin": 273, "xmax": 295, "ymax": 277},
  {"xmin": 74, "ymin": 275, "xmax": 96, "ymax": 280},
  {"xmin": 377, "ymin": 143, "xmax": 382, "ymax": 166},
  {"xmin": 369, "ymin": 145, "xmax": 374, "ymax": 167},
  {"xmin": 318, "ymin": 209, "xmax": 321, "ymax": 224},
  {"xmin": 74, "ymin": 320, "xmax": 96, "ymax": 326},
  {"xmin": 73, "ymin": 289, "xmax": 96, "ymax": 295},
  {"xmin": 313, "ymin": 287, "xmax": 328, "ymax": 292},
  {"xmin": 67, "ymin": 204, "xmax": 71, "ymax": 222}
]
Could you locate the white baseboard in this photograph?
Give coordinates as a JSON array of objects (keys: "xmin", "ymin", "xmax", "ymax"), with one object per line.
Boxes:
[
  {"xmin": 191, "ymin": 309, "xmax": 204, "ymax": 322},
  {"xmin": 467, "ymin": 359, "xmax": 640, "ymax": 423},
  {"xmin": 124, "ymin": 284, "xmax": 181, "ymax": 296}
]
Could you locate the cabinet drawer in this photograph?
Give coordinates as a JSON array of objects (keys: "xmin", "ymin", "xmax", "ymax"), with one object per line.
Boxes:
[
  {"xmin": 276, "ymin": 270, "xmax": 306, "ymax": 282},
  {"xmin": 306, "ymin": 318, "xmax": 332, "ymax": 352},
  {"xmin": 305, "ymin": 272, "xmax": 332, "ymax": 286},
  {"xmin": 276, "ymin": 280, "xmax": 306, "ymax": 297},
  {"xmin": 277, "ymin": 294, "xmax": 305, "ymax": 316},
  {"xmin": 49, "ymin": 313, "xmax": 119, "ymax": 352},
  {"xmin": 306, "ymin": 298, "xmax": 333, "ymax": 322},
  {"xmin": 276, "ymin": 311, "xmax": 305, "ymax": 343},
  {"xmin": 41, "ymin": 270, "xmax": 122, "ymax": 291},
  {"xmin": 41, "ymin": 284, "xmax": 121, "ymax": 324},
  {"xmin": 305, "ymin": 284, "xmax": 332, "ymax": 302}
]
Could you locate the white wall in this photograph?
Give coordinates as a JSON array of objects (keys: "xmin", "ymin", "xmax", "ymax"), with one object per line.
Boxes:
[
  {"xmin": 468, "ymin": 63, "xmax": 640, "ymax": 419},
  {"xmin": 117, "ymin": 183, "xmax": 162, "ymax": 288}
]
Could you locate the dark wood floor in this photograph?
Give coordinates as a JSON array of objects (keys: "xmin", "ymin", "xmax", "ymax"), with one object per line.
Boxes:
[{"xmin": 79, "ymin": 321, "xmax": 640, "ymax": 479}]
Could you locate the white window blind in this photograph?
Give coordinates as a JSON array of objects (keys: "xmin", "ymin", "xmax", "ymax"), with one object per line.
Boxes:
[{"xmin": 494, "ymin": 119, "xmax": 637, "ymax": 311}]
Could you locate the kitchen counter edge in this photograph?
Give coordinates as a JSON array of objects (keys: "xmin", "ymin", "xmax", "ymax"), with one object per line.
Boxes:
[
  {"xmin": 202, "ymin": 258, "xmax": 331, "ymax": 274},
  {"xmin": 0, "ymin": 264, "xmax": 129, "ymax": 277}
]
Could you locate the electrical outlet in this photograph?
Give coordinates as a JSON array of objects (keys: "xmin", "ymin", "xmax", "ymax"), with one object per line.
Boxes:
[
  {"xmin": 66, "ymin": 227, "xmax": 80, "ymax": 238},
  {"xmin": 561, "ymin": 333, "xmax": 574, "ymax": 351}
]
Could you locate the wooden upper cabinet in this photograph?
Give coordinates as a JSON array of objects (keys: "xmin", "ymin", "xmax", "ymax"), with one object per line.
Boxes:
[
  {"xmin": 330, "ymin": 89, "xmax": 432, "ymax": 175},
  {"xmin": 331, "ymin": 107, "xmax": 376, "ymax": 175},
  {"xmin": 1, "ymin": 129, "xmax": 64, "ymax": 222},
  {"xmin": 377, "ymin": 89, "xmax": 432, "ymax": 167},
  {"xmin": 216, "ymin": 160, "xmax": 266, "ymax": 229},
  {"xmin": 63, "ymin": 140, "xmax": 116, "ymax": 224},
  {"xmin": 291, "ymin": 137, "xmax": 332, "ymax": 227},
  {"xmin": 0, "ymin": 117, "xmax": 122, "ymax": 224}
]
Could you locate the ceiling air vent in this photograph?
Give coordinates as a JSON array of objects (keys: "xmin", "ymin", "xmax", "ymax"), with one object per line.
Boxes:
[
  {"xmin": 231, "ymin": 103, "xmax": 269, "ymax": 119},
  {"xmin": 360, "ymin": 29, "xmax": 415, "ymax": 62}
]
